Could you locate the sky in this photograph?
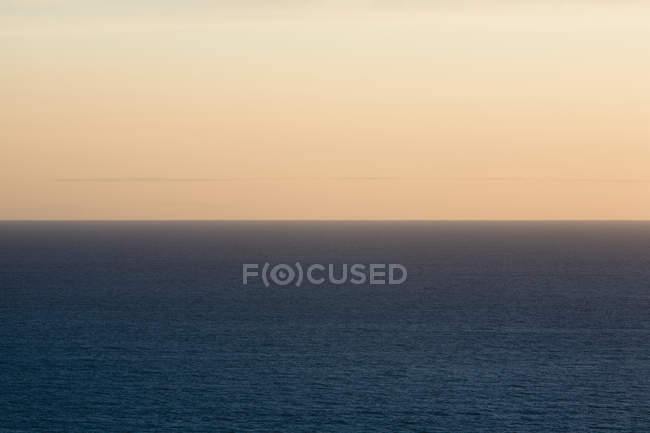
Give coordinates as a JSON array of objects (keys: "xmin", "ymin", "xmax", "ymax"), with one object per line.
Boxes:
[{"xmin": 2, "ymin": 1, "xmax": 649, "ymax": 219}]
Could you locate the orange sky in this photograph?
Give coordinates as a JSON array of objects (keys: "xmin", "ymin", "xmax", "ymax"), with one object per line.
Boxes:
[{"xmin": 2, "ymin": 1, "xmax": 649, "ymax": 219}]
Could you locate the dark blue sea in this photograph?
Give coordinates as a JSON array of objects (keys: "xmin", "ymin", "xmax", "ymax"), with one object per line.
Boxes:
[{"xmin": 1, "ymin": 221, "xmax": 649, "ymax": 432}]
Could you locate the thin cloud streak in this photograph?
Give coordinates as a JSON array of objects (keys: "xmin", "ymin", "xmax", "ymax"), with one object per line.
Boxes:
[
  {"xmin": 54, "ymin": 177, "xmax": 298, "ymax": 183},
  {"xmin": 55, "ymin": 177, "xmax": 234, "ymax": 182},
  {"xmin": 54, "ymin": 177, "xmax": 650, "ymax": 184},
  {"xmin": 334, "ymin": 177, "xmax": 650, "ymax": 183}
]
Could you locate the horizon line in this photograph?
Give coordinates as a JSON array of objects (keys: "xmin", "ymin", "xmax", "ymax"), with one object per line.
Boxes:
[{"xmin": 2, "ymin": 219, "xmax": 650, "ymax": 223}]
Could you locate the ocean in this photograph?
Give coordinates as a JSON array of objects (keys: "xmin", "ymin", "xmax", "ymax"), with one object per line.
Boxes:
[{"xmin": 1, "ymin": 221, "xmax": 649, "ymax": 432}]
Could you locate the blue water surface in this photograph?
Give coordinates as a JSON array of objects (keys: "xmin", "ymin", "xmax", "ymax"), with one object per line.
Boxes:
[{"xmin": 1, "ymin": 221, "xmax": 649, "ymax": 432}]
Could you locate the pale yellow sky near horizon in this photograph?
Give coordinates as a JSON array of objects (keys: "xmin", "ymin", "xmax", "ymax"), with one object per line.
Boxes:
[{"xmin": 2, "ymin": 1, "xmax": 649, "ymax": 219}]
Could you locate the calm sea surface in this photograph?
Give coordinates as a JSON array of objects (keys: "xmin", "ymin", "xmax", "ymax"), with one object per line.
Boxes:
[{"xmin": 1, "ymin": 221, "xmax": 649, "ymax": 432}]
